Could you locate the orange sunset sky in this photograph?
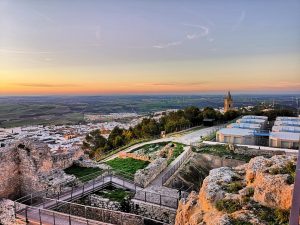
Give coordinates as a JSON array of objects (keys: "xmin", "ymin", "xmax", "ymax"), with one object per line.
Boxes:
[{"xmin": 0, "ymin": 0, "xmax": 299, "ymax": 95}]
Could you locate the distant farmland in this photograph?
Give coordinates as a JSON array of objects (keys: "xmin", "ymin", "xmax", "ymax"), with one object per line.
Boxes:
[{"xmin": 0, "ymin": 95, "xmax": 298, "ymax": 128}]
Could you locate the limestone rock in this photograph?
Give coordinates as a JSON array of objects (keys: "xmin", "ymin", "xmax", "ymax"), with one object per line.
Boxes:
[
  {"xmin": 175, "ymin": 155, "xmax": 296, "ymax": 225},
  {"xmin": 0, "ymin": 199, "xmax": 16, "ymax": 225}
]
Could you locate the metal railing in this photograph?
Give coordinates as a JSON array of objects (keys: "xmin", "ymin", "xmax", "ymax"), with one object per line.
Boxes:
[
  {"xmin": 161, "ymin": 147, "xmax": 192, "ymax": 185},
  {"xmin": 15, "ymin": 189, "xmax": 170, "ymax": 224},
  {"xmin": 134, "ymin": 190, "xmax": 179, "ymax": 209},
  {"xmin": 16, "ymin": 167, "xmax": 181, "ymax": 208},
  {"xmin": 15, "ymin": 202, "xmax": 109, "ymax": 225}
]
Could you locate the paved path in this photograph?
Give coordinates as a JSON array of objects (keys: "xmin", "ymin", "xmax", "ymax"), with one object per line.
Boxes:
[
  {"xmin": 16, "ymin": 174, "xmax": 142, "ymax": 225},
  {"xmin": 102, "ymin": 125, "xmax": 221, "ymax": 162}
]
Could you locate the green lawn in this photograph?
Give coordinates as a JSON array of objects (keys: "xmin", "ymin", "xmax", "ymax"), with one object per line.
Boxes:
[
  {"xmin": 106, "ymin": 158, "xmax": 150, "ymax": 179},
  {"xmin": 64, "ymin": 164, "xmax": 102, "ymax": 182},
  {"xmin": 167, "ymin": 143, "xmax": 185, "ymax": 164},
  {"xmin": 94, "ymin": 186, "xmax": 132, "ymax": 202}
]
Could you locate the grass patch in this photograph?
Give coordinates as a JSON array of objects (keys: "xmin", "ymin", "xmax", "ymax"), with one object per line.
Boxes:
[
  {"xmin": 106, "ymin": 158, "xmax": 150, "ymax": 178},
  {"xmin": 269, "ymin": 161, "xmax": 296, "ymax": 184},
  {"xmin": 167, "ymin": 143, "xmax": 185, "ymax": 164},
  {"xmin": 215, "ymin": 199, "xmax": 242, "ymax": 213},
  {"xmin": 194, "ymin": 145, "xmax": 252, "ymax": 162},
  {"xmin": 64, "ymin": 165, "xmax": 102, "ymax": 182},
  {"xmin": 94, "ymin": 186, "xmax": 132, "ymax": 202},
  {"xmin": 253, "ymin": 203, "xmax": 289, "ymax": 224}
]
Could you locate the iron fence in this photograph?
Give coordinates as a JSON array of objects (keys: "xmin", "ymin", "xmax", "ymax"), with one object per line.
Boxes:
[{"xmin": 161, "ymin": 147, "xmax": 192, "ymax": 185}]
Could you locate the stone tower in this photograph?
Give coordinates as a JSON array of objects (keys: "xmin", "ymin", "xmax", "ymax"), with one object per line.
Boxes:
[{"xmin": 224, "ymin": 91, "xmax": 233, "ymax": 112}]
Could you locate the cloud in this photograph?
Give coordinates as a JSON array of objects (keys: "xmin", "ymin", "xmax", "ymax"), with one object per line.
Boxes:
[
  {"xmin": 0, "ymin": 48, "xmax": 52, "ymax": 54},
  {"xmin": 152, "ymin": 41, "xmax": 182, "ymax": 49},
  {"xmin": 182, "ymin": 23, "xmax": 210, "ymax": 41},
  {"xmin": 145, "ymin": 81, "xmax": 209, "ymax": 86},
  {"xmin": 13, "ymin": 83, "xmax": 79, "ymax": 88},
  {"xmin": 182, "ymin": 23, "xmax": 209, "ymax": 34},
  {"xmin": 232, "ymin": 10, "xmax": 246, "ymax": 31}
]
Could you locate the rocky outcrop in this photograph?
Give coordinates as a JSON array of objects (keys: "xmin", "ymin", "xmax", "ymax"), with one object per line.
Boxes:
[
  {"xmin": 0, "ymin": 199, "xmax": 16, "ymax": 225},
  {"xmin": 175, "ymin": 155, "xmax": 297, "ymax": 225},
  {"xmin": 0, "ymin": 140, "xmax": 83, "ymax": 199}
]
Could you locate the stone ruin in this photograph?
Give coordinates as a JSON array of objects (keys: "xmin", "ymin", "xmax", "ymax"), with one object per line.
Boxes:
[
  {"xmin": 0, "ymin": 139, "xmax": 84, "ymax": 199},
  {"xmin": 134, "ymin": 157, "xmax": 168, "ymax": 187}
]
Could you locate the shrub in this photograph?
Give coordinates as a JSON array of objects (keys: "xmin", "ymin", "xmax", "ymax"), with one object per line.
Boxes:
[
  {"xmin": 241, "ymin": 188, "xmax": 254, "ymax": 203},
  {"xmin": 215, "ymin": 199, "xmax": 242, "ymax": 213},
  {"xmin": 253, "ymin": 203, "xmax": 290, "ymax": 224},
  {"xmin": 268, "ymin": 161, "xmax": 296, "ymax": 184},
  {"xmin": 224, "ymin": 181, "xmax": 245, "ymax": 194},
  {"xmin": 229, "ymin": 217, "xmax": 252, "ymax": 225}
]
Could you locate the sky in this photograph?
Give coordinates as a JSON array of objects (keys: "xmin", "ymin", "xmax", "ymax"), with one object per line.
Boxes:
[{"xmin": 0, "ymin": 0, "xmax": 300, "ymax": 95}]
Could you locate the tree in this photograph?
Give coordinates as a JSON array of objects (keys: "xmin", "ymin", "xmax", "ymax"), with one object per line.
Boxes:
[
  {"xmin": 84, "ymin": 129, "xmax": 107, "ymax": 150},
  {"xmin": 224, "ymin": 110, "xmax": 240, "ymax": 121},
  {"xmin": 203, "ymin": 107, "xmax": 217, "ymax": 119},
  {"xmin": 184, "ymin": 106, "xmax": 202, "ymax": 126}
]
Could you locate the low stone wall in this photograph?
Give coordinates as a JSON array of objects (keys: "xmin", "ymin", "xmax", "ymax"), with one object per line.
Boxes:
[
  {"xmin": 55, "ymin": 201, "xmax": 147, "ymax": 225},
  {"xmin": 132, "ymin": 200, "xmax": 177, "ymax": 225},
  {"xmin": 134, "ymin": 158, "xmax": 168, "ymax": 187},
  {"xmin": 89, "ymin": 194, "xmax": 121, "ymax": 211},
  {"xmin": 118, "ymin": 152, "xmax": 152, "ymax": 162},
  {"xmin": 73, "ymin": 159, "xmax": 111, "ymax": 170}
]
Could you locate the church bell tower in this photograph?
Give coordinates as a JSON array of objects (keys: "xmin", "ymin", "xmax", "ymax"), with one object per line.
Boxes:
[{"xmin": 224, "ymin": 91, "xmax": 233, "ymax": 112}]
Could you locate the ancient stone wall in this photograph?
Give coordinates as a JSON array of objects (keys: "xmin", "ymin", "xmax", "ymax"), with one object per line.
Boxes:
[
  {"xmin": 0, "ymin": 140, "xmax": 82, "ymax": 199},
  {"xmin": 133, "ymin": 200, "xmax": 177, "ymax": 224},
  {"xmin": 134, "ymin": 158, "xmax": 168, "ymax": 187},
  {"xmin": 118, "ymin": 152, "xmax": 152, "ymax": 162},
  {"xmin": 52, "ymin": 147, "xmax": 85, "ymax": 169},
  {"xmin": 89, "ymin": 194, "xmax": 121, "ymax": 211},
  {"xmin": 55, "ymin": 200, "xmax": 158, "ymax": 225}
]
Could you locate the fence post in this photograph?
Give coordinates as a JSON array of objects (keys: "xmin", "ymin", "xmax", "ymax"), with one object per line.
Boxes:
[
  {"xmin": 13, "ymin": 201, "xmax": 16, "ymax": 218},
  {"xmin": 71, "ymin": 186, "xmax": 73, "ymax": 200},
  {"xmin": 25, "ymin": 206, "xmax": 28, "ymax": 223},
  {"xmin": 69, "ymin": 214, "xmax": 71, "ymax": 225},
  {"xmin": 144, "ymin": 192, "xmax": 147, "ymax": 202},
  {"xmin": 159, "ymin": 195, "xmax": 161, "ymax": 206},
  {"xmin": 53, "ymin": 212, "xmax": 56, "ymax": 225},
  {"xmin": 39, "ymin": 209, "xmax": 42, "ymax": 225}
]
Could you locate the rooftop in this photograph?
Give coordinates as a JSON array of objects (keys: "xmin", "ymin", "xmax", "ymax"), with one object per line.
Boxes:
[
  {"xmin": 272, "ymin": 126, "xmax": 300, "ymax": 133},
  {"xmin": 217, "ymin": 128, "xmax": 254, "ymax": 136},
  {"xmin": 242, "ymin": 115, "xmax": 268, "ymax": 120},
  {"xmin": 237, "ymin": 118, "xmax": 266, "ymax": 124},
  {"xmin": 276, "ymin": 116, "xmax": 300, "ymax": 121},
  {"xmin": 274, "ymin": 120, "xmax": 300, "ymax": 127},
  {"xmin": 227, "ymin": 123, "xmax": 261, "ymax": 129},
  {"xmin": 270, "ymin": 132, "xmax": 300, "ymax": 142}
]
